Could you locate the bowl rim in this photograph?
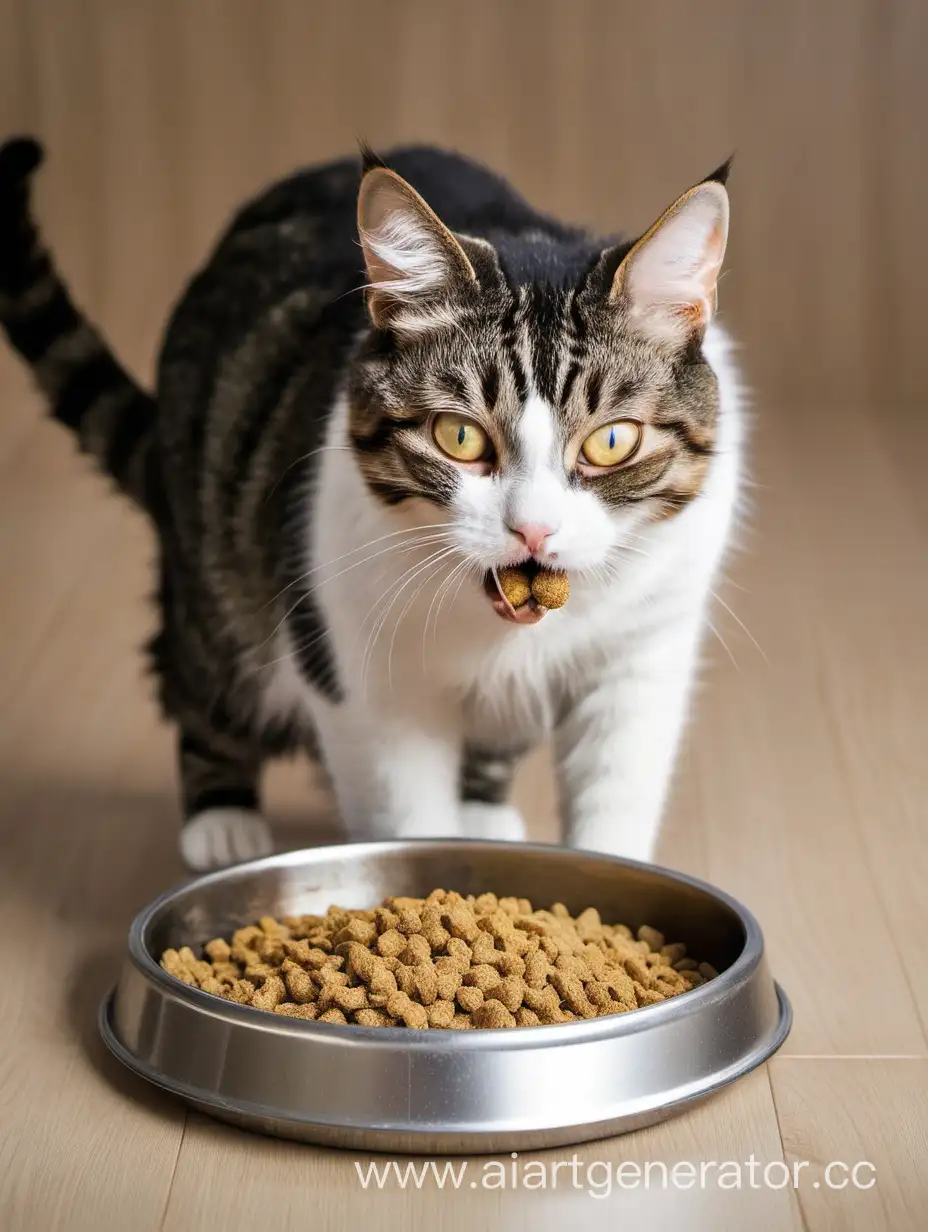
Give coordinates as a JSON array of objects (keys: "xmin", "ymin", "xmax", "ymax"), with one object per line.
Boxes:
[{"xmin": 127, "ymin": 838, "xmax": 765, "ymax": 1049}]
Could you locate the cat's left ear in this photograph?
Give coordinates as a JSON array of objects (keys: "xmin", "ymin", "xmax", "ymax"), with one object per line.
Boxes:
[
  {"xmin": 610, "ymin": 168, "xmax": 730, "ymax": 347},
  {"xmin": 358, "ymin": 164, "xmax": 477, "ymax": 327}
]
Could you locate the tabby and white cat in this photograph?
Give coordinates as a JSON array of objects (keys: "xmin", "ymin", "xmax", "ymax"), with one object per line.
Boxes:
[{"xmin": 0, "ymin": 138, "xmax": 741, "ymax": 871}]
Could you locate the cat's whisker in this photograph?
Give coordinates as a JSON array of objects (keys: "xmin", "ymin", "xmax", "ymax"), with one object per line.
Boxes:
[
  {"xmin": 386, "ymin": 550, "xmax": 460, "ymax": 689},
  {"xmin": 255, "ymin": 532, "xmax": 457, "ymax": 653},
  {"xmin": 262, "ymin": 443, "xmax": 356, "ymax": 506},
  {"xmin": 256, "ymin": 522, "xmax": 455, "ymax": 612},
  {"xmin": 425, "ymin": 558, "xmax": 473, "ymax": 664},
  {"xmin": 356, "ymin": 547, "xmax": 458, "ymax": 699},
  {"xmin": 710, "ymin": 589, "xmax": 769, "ymax": 664},
  {"xmin": 706, "ymin": 617, "xmax": 739, "ymax": 671}
]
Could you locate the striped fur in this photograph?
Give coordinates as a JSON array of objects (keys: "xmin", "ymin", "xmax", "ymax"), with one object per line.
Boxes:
[
  {"xmin": 0, "ymin": 137, "xmax": 741, "ymax": 870},
  {"xmin": 0, "ymin": 139, "xmax": 156, "ymax": 504}
]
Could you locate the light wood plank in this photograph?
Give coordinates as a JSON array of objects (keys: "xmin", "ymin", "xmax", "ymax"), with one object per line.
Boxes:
[
  {"xmin": 163, "ymin": 1069, "xmax": 798, "ymax": 1232},
  {"xmin": 769, "ymin": 1059, "xmax": 928, "ymax": 1231}
]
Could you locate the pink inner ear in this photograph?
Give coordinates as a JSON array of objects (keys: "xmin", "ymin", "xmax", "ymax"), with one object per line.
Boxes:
[{"xmin": 619, "ymin": 184, "xmax": 729, "ymax": 336}]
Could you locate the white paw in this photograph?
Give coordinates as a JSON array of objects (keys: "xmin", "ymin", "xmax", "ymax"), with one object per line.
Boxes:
[
  {"xmin": 461, "ymin": 801, "xmax": 527, "ymax": 843},
  {"xmin": 180, "ymin": 808, "xmax": 274, "ymax": 872}
]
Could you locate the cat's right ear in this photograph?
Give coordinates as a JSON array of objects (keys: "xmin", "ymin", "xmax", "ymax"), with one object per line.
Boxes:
[{"xmin": 357, "ymin": 166, "xmax": 477, "ymax": 328}]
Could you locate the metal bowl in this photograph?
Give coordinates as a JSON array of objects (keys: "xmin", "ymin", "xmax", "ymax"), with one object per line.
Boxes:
[{"xmin": 100, "ymin": 840, "xmax": 790, "ymax": 1153}]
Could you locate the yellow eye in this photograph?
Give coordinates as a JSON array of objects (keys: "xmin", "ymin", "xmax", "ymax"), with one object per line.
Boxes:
[
  {"xmin": 580, "ymin": 421, "xmax": 641, "ymax": 468},
  {"xmin": 433, "ymin": 413, "xmax": 490, "ymax": 463}
]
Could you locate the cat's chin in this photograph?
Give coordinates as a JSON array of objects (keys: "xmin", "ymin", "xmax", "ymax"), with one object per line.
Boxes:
[{"xmin": 482, "ymin": 571, "xmax": 549, "ymax": 625}]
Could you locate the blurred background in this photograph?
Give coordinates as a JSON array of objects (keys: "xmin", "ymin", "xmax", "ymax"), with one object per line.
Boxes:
[
  {"xmin": 1, "ymin": 0, "xmax": 926, "ymax": 412},
  {"xmin": 1, "ymin": 4, "xmax": 926, "ymax": 1230}
]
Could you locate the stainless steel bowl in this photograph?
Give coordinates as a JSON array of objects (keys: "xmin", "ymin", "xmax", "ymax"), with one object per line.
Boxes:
[{"xmin": 100, "ymin": 840, "xmax": 790, "ymax": 1153}]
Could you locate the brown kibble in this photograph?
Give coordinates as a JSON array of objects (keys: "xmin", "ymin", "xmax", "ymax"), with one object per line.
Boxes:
[
  {"xmin": 471, "ymin": 999, "xmax": 517, "ymax": 1029},
  {"xmin": 661, "ymin": 942, "xmax": 687, "ymax": 965},
  {"xmin": 462, "ymin": 964, "xmax": 501, "ymax": 993},
  {"xmin": 317, "ymin": 1008, "xmax": 348, "ymax": 1025},
  {"xmin": 445, "ymin": 938, "xmax": 474, "ymax": 973},
  {"xmin": 637, "ymin": 925, "xmax": 666, "ymax": 953},
  {"xmin": 490, "ymin": 975, "xmax": 527, "ymax": 1013},
  {"xmin": 443, "ymin": 904, "xmax": 480, "ymax": 942},
  {"xmin": 332, "ymin": 919, "xmax": 377, "ymax": 948},
  {"xmin": 427, "ymin": 999, "xmax": 456, "ymax": 1028},
  {"xmin": 497, "ymin": 566, "xmax": 532, "ymax": 609},
  {"xmin": 251, "ymin": 975, "xmax": 285, "ymax": 1011},
  {"xmin": 332, "ymin": 985, "xmax": 370, "ymax": 1013},
  {"xmin": 399, "ymin": 934, "xmax": 432, "ymax": 966},
  {"xmin": 396, "ymin": 909, "xmax": 423, "ymax": 936},
  {"xmin": 531, "ymin": 568, "xmax": 569, "ymax": 609},
  {"xmin": 163, "ymin": 897, "xmax": 709, "ymax": 1029},
  {"xmin": 470, "ymin": 932, "xmax": 501, "ymax": 967},
  {"xmin": 275, "ymin": 1003, "xmax": 319, "ymax": 1020},
  {"xmin": 283, "ymin": 964, "xmax": 317, "ymax": 1004},
  {"xmin": 355, "ymin": 1008, "xmax": 396, "ymax": 1028},
  {"xmin": 376, "ymin": 929, "xmax": 406, "ymax": 959},
  {"xmin": 385, "ymin": 992, "xmax": 429, "ymax": 1029},
  {"xmin": 204, "ymin": 938, "xmax": 231, "ymax": 964},
  {"xmin": 455, "ymin": 986, "xmax": 484, "ymax": 1013}
]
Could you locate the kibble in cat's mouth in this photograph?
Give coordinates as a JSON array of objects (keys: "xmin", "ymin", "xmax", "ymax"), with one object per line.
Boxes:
[{"xmin": 483, "ymin": 562, "xmax": 570, "ymax": 624}]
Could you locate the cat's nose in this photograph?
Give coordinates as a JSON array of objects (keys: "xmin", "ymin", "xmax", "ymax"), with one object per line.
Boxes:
[{"xmin": 509, "ymin": 522, "xmax": 555, "ymax": 555}]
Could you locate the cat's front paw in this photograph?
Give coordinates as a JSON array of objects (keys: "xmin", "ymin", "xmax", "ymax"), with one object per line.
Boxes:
[
  {"xmin": 461, "ymin": 801, "xmax": 527, "ymax": 843},
  {"xmin": 179, "ymin": 808, "xmax": 274, "ymax": 871}
]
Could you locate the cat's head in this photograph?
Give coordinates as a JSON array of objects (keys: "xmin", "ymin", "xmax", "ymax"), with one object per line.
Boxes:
[{"xmin": 347, "ymin": 154, "xmax": 730, "ymax": 624}]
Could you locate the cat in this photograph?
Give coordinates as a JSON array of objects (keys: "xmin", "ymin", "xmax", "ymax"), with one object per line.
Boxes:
[{"xmin": 0, "ymin": 137, "xmax": 741, "ymax": 871}]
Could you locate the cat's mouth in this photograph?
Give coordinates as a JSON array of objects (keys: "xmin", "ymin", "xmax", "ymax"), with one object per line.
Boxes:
[{"xmin": 483, "ymin": 561, "xmax": 550, "ymax": 625}]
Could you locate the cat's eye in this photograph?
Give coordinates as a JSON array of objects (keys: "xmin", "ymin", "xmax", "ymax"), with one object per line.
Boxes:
[
  {"xmin": 579, "ymin": 420, "xmax": 642, "ymax": 468},
  {"xmin": 433, "ymin": 413, "xmax": 491, "ymax": 463}
]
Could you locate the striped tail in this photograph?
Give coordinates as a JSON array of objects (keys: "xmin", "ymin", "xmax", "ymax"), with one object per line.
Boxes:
[{"xmin": 0, "ymin": 137, "xmax": 156, "ymax": 507}]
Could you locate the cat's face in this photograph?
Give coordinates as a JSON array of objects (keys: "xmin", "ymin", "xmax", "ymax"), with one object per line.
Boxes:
[{"xmin": 348, "ymin": 163, "xmax": 729, "ymax": 623}]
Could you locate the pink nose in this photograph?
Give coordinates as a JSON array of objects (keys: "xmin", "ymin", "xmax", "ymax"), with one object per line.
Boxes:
[{"xmin": 510, "ymin": 522, "xmax": 555, "ymax": 555}]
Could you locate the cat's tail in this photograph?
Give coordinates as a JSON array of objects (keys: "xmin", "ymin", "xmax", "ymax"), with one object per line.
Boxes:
[{"xmin": 0, "ymin": 137, "xmax": 156, "ymax": 507}]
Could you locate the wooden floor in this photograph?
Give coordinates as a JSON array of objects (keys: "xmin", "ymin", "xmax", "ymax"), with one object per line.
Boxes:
[{"xmin": 2, "ymin": 353, "xmax": 926, "ymax": 1229}]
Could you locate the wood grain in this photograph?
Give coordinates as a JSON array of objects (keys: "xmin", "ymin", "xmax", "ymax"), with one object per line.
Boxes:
[{"xmin": 770, "ymin": 1059, "xmax": 928, "ymax": 1231}]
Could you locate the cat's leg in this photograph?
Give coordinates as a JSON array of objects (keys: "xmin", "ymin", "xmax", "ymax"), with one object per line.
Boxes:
[
  {"xmin": 459, "ymin": 744, "xmax": 526, "ymax": 842},
  {"xmin": 312, "ymin": 701, "xmax": 464, "ymax": 840},
  {"xmin": 177, "ymin": 728, "xmax": 273, "ymax": 871},
  {"xmin": 555, "ymin": 608, "xmax": 704, "ymax": 863}
]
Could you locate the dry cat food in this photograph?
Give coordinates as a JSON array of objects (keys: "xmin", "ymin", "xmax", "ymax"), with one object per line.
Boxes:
[
  {"xmin": 498, "ymin": 566, "xmax": 570, "ymax": 611},
  {"xmin": 160, "ymin": 891, "xmax": 718, "ymax": 1030}
]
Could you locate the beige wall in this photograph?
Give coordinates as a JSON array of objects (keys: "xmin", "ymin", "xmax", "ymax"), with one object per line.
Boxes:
[{"xmin": 2, "ymin": 0, "xmax": 925, "ymax": 408}]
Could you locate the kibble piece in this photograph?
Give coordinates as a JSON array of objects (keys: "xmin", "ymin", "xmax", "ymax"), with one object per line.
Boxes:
[
  {"xmin": 332, "ymin": 919, "xmax": 377, "ymax": 948},
  {"xmin": 332, "ymin": 985, "xmax": 370, "ymax": 1014},
  {"xmin": 531, "ymin": 569, "xmax": 570, "ymax": 609},
  {"xmin": 376, "ymin": 929, "xmax": 407, "ymax": 959},
  {"xmin": 252, "ymin": 975, "xmax": 285, "ymax": 1011},
  {"xmin": 385, "ymin": 992, "xmax": 429, "ymax": 1029},
  {"xmin": 490, "ymin": 975, "xmax": 528, "ymax": 1013},
  {"xmin": 317, "ymin": 1008, "xmax": 349, "ymax": 1025},
  {"xmin": 283, "ymin": 963, "xmax": 317, "ymax": 1004},
  {"xmin": 471, "ymin": 999, "xmax": 517, "ymax": 1029},
  {"xmin": 427, "ymin": 999, "xmax": 456, "ymax": 1028},
  {"xmin": 455, "ymin": 986, "xmax": 484, "ymax": 1014},
  {"xmin": 275, "ymin": 1003, "xmax": 319, "ymax": 1020},
  {"xmin": 399, "ymin": 934, "xmax": 432, "ymax": 966},
  {"xmin": 698, "ymin": 962, "xmax": 720, "ymax": 980},
  {"xmin": 497, "ymin": 566, "xmax": 532, "ymax": 609},
  {"xmin": 515, "ymin": 1007, "xmax": 541, "ymax": 1027},
  {"xmin": 463, "ymin": 964, "xmax": 501, "ymax": 993},
  {"xmin": 355, "ymin": 1008, "xmax": 397, "ymax": 1028},
  {"xmin": 449, "ymin": 1013, "xmax": 473, "ymax": 1030},
  {"xmin": 637, "ymin": 925, "xmax": 666, "ymax": 953},
  {"xmin": 204, "ymin": 938, "xmax": 231, "ymax": 964}
]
